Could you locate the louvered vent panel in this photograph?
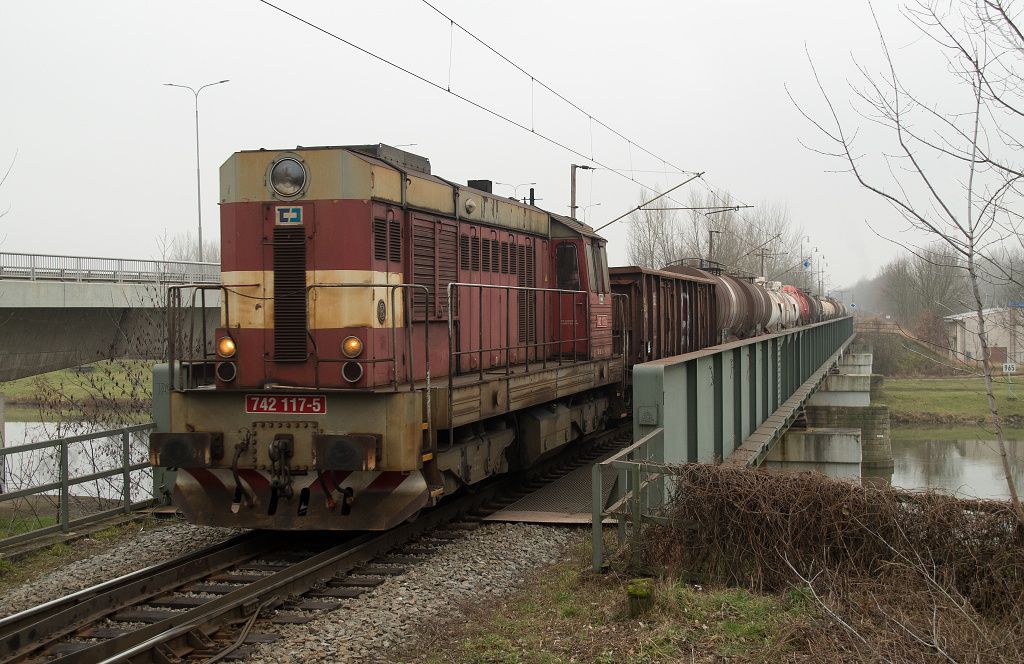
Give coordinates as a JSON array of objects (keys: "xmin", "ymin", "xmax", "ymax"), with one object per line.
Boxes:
[
  {"xmin": 388, "ymin": 219, "xmax": 402, "ymax": 262},
  {"xmin": 273, "ymin": 226, "xmax": 308, "ymax": 362},
  {"xmin": 471, "ymin": 237, "xmax": 480, "ymax": 271},
  {"xmin": 500, "ymin": 242, "xmax": 509, "ymax": 274},
  {"xmin": 437, "ymin": 224, "xmax": 458, "ymax": 316},
  {"xmin": 459, "ymin": 234, "xmax": 470, "ymax": 271},
  {"xmin": 412, "ymin": 221, "xmax": 435, "ymax": 319},
  {"xmin": 517, "ymin": 242, "xmax": 536, "ymax": 343},
  {"xmin": 482, "ymin": 239, "xmax": 491, "ymax": 272},
  {"xmin": 373, "ymin": 219, "xmax": 387, "ymax": 261}
]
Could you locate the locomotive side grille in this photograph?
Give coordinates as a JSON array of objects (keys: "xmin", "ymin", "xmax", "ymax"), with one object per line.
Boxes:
[
  {"xmin": 388, "ymin": 219, "xmax": 402, "ymax": 262},
  {"xmin": 412, "ymin": 220, "xmax": 435, "ymax": 319},
  {"xmin": 482, "ymin": 239, "xmax": 491, "ymax": 272},
  {"xmin": 517, "ymin": 241, "xmax": 536, "ymax": 343},
  {"xmin": 373, "ymin": 218, "xmax": 403, "ymax": 262},
  {"xmin": 373, "ymin": 219, "xmax": 388, "ymax": 260},
  {"xmin": 459, "ymin": 234, "xmax": 470, "ymax": 271},
  {"xmin": 470, "ymin": 237, "xmax": 480, "ymax": 271},
  {"xmin": 437, "ymin": 224, "xmax": 458, "ymax": 315},
  {"xmin": 273, "ymin": 226, "xmax": 308, "ymax": 362}
]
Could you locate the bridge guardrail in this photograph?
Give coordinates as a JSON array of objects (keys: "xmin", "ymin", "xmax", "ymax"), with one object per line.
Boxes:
[
  {"xmin": 0, "ymin": 252, "xmax": 220, "ymax": 284},
  {"xmin": 592, "ymin": 316, "xmax": 856, "ymax": 571},
  {"xmin": 0, "ymin": 423, "xmax": 156, "ymax": 549}
]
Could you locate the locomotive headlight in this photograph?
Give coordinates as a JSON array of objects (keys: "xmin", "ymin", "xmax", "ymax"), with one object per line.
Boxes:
[
  {"xmin": 269, "ymin": 157, "xmax": 307, "ymax": 197},
  {"xmin": 342, "ymin": 336, "xmax": 363, "ymax": 358},
  {"xmin": 217, "ymin": 336, "xmax": 237, "ymax": 358}
]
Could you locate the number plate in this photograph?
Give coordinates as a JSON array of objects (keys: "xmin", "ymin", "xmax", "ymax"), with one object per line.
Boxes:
[{"xmin": 245, "ymin": 395, "xmax": 326, "ymax": 414}]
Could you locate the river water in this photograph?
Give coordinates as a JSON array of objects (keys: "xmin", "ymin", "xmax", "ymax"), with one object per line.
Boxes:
[
  {"xmin": 3, "ymin": 419, "xmax": 1023, "ymax": 501},
  {"xmin": 863, "ymin": 427, "xmax": 1024, "ymax": 500}
]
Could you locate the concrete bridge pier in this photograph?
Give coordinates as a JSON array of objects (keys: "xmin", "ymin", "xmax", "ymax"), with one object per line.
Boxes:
[{"xmin": 766, "ymin": 346, "xmax": 894, "ymax": 477}]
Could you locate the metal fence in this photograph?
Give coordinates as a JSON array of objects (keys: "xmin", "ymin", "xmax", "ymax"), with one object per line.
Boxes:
[
  {"xmin": 591, "ymin": 426, "xmax": 669, "ymax": 571},
  {"xmin": 592, "ymin": 316, "xmax": 856, "ymax": 571},
  {"xmin": 0, "ymin": 252, "xmax": 220, "ymax": 284},
  {"xmin": 0, "ymin": 423, "xmax": 156, "ymax": 548}
]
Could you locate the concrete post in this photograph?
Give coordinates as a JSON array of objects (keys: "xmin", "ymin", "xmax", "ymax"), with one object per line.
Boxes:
[
  {"xmin": 0, "ymin": 394, "xmax": 5, "ymax": 494},
  {"xmin": 151, "ymin": 363, "xmax": 175, "ymax": 504}
]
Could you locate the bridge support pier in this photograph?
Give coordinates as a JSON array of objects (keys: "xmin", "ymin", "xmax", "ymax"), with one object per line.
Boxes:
[
  {"xmin": 771, "ymin": 346, "xmax": 893, "ymax": 475},
  {"xmin": 764, "ymin": 427, "xmax": 862, "ymax": 479}
]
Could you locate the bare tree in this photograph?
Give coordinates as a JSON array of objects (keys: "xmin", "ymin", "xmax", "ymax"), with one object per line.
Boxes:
[
  {"xmin": 155, "ymin": 229, "xmax": 219, "ymax": 263},
  {"xmin": 625, "ymin": 201, "xmax": 680, "ymax": 268},
  {"xmin": 793, "ymin": 0, "xmax": 1024, "ymax": 517},
  {"xmin": 0, "ymin": 150, "xmax": 15, "ymax": 222}
]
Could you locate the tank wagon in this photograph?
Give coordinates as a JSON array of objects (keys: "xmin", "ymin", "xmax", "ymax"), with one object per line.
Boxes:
[{"xmin": 150, "ymin": 144, "xmax": 846, "ymax": 531}]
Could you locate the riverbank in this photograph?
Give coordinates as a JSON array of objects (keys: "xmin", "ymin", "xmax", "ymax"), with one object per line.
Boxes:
[
  {"xmin": 874, "ymin": 376, "xmax": 1024, "ymax": 425},
  {"xmin": 0, "ymin": 360, "xmax": 152, "ymax": 417}
]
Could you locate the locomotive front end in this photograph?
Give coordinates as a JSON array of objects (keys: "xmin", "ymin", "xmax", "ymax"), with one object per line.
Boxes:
[{"xmin": 150, "ymin": 146, "xmax": 436, "ymax": 530}]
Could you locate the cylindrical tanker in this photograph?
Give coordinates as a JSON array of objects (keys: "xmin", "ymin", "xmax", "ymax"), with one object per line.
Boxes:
[{"xmin": 664, "ymin": 265, "xmax": 741, "ymax": 342}]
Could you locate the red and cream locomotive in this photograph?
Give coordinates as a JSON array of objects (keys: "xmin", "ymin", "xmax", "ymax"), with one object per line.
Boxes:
[{"xmin": 150, "ymin": 143, "xmax": 844, "ymax": 531}]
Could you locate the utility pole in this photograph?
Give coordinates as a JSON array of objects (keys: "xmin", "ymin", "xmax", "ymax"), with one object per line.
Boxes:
[
  {"xmin": 708, "ymin": 229, "xmax": 721, "ymax": 265},
  {"xmin": 756, "ymin": 249, "xmax": 778, "ymax": 278},
  {"xmin": 570, "ymin": 164, "xmax": 592, "ymax": 220}
]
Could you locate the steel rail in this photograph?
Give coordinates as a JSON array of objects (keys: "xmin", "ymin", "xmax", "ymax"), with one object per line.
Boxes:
[
  {"xmin": 0, "ymin": 532, "xmax": 270, "ymax": 663},
  {"xmin": 11, "ymin": 422, "xmax": 631, "ymax": 663}
]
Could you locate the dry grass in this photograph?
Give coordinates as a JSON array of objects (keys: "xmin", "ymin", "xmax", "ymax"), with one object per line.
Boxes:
[{"xmin": 645, "ymin": 465, "xmax": 1024, "ymax": 662}]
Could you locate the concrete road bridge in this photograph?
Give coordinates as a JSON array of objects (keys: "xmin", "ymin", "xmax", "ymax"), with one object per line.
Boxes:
[{"xmin": 0, "ymin": 252, "xmax": 220, "ymax": 381}]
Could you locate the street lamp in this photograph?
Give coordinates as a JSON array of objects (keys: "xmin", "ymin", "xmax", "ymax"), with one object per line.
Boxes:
[
  {"xmin": 494, "ymin": 181, "xmax": 536, "ymax": 201},
  {"xmin": 164, "ymin": 79, "xmax": 230, "ymax": 262},
  {"xmin": 581, "ymin": 202, "xmax": 601, "ymax": 222}
]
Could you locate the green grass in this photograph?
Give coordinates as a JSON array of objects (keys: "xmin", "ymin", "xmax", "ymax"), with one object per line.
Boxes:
[
  {"xmin": 0, "ymin": 360, "xmax": 154, "ymax": 404},
  {"xmin": 0, "ymin": 515, "xmax": 58, "ymax": 539},
  {"xmin": 875, "ymin": 376, "xmax": 1024, "ymax": 422},
  {"xmin": 412, "ymin": 538, "xmax": 815, "ymax": 664}
]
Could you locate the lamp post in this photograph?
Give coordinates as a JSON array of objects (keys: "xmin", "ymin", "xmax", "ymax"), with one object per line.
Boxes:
[
  {"xmin": 580, "ymin": 202, "xmax": 601, "ymax": 222},
  {"xmin": 164, "ymin": 79, "xmax": 230, "ymax": 262},
  {"xmin": 494, "ymin": 181, "xmax": 536, "ymax": 200}
]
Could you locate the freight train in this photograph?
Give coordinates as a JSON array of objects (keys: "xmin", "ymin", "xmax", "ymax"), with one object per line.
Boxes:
[{"xmin": 150, "ymin": 144, "xmax": 845, "ymax": 531}]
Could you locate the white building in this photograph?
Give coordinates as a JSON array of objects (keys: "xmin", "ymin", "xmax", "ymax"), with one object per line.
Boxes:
[{"xmin": 945, "ymin": 307, "xmax": 1024, "ymax": 365}]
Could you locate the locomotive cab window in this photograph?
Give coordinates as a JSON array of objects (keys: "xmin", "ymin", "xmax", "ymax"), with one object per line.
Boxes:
[
  {"xmin": 596, "ymin": 242, "xmax": 610, "ymax": 293},
  {"xmin": 555, "ymin": 242, "xmax": 580, "ymax": 290},
  {"xmin": 584, "ymin": 242, "xmax": 598, "ymax": 292}
]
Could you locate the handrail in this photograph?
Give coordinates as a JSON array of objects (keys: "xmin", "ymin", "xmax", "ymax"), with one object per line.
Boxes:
[
  {"xmin": 0, "ymin": 252, "xmax": 220, "ymax": 284},
  {"xmin": 1, "ymin": 423, "xmax": 156, "ymax": 548},
  {"xmin": 444, "ymin": 282, "xmax": 592, "ymax": 447}
]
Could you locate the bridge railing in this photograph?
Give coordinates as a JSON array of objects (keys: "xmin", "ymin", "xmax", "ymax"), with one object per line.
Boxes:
[
  {"xmin": 0, "ymin": 252, "xmax": 220, "ymax": 284},
  {"xmin": 592, "ymin": 316, "xmax": 856, "ymax": 571},
  {"xmin": 0, "ymin": 423, "xmax": 155, "ymax": 549}
]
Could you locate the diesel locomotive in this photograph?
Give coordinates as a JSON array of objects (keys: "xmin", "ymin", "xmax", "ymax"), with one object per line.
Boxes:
[{"xmin": 150, "ymin": 144, "xmax": 844, "ymax": 531}]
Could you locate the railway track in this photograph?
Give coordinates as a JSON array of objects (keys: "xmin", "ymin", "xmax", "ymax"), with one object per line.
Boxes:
[{"xmin": 0, "ymin": 423, "xmax": 630, "ymax": 664}]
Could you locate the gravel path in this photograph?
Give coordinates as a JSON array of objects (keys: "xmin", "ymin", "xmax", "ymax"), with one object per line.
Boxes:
[
  {"xmin": 0, "ymin": 521, "xmax": 241, "ymax": 618},
  {"xmin": 248, "ymin": 523, "xmax": 575, "ymax": 663}
]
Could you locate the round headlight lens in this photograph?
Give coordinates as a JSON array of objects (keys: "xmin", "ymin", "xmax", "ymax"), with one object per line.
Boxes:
[
  {"xmin": 342, "ymin": 336, "xmax": 363, "ymax": 358},
  {"xmin": 217, "ymin": 336, "xmax": 237, "ymax": 358},
  {"xmin": 270, "ymin": 158, "xmax": 307, "ymax": 197}
]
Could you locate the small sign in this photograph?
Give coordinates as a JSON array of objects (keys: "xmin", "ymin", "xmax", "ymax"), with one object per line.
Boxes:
[
  {"xmin": 1009, "ymin": 300, "xmax": 1024, "ymax": 309},
  {"xmin": 803, "ymin": 259, "xmax": 811, "ymax": 269},
  {"xmin": 850, "ymin": 303, "xmax": 858, "ymax": 309},
  {"xmin": 1004, "ymin": 363, "xmax": 1017, "ymax": 374},
  {"xmin": 275, "ymin": 206, "xmax": 303, "ymax": 225}
]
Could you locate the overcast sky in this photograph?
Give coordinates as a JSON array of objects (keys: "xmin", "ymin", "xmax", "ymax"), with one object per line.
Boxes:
[{"xmin": 1, "ymin": 1, "xmax": 948, "ymax": 290}]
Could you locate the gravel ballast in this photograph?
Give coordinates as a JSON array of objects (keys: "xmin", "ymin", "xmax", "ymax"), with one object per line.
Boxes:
[
  {"xmin": 248, "ymin": 522, "xmax": 575, "ymax": 663},
  {"xmin": 0, "ymin": 521, "xmax": 240, "ymax": 618}
]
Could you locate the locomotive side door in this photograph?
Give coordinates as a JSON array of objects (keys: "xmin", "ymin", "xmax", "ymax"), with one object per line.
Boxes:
[{"xmin": 552, "ymin": 241, "xmax": 587, "ymax": 357}]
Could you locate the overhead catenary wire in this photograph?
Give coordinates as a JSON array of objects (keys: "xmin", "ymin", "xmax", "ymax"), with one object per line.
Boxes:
[
  {"xmin": 254, "ymin": 0, "xmax": 700, "ymax": 200},
  {"xmin": 416, "ymin": 0, "xmax": 694, "ymax": 177},
  {"xmin": 594, "ymin": 174, "xmax": 704, "ymax": 233}
]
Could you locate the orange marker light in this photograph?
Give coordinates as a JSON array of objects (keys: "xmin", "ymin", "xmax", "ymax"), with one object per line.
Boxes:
[
  {"xmin": 342, "ymin": 336, "xmax": 364, "ymax": 358},
  {"xmin": 217, "ymin": 336, "xmax": 237, "ymax": 358}
]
